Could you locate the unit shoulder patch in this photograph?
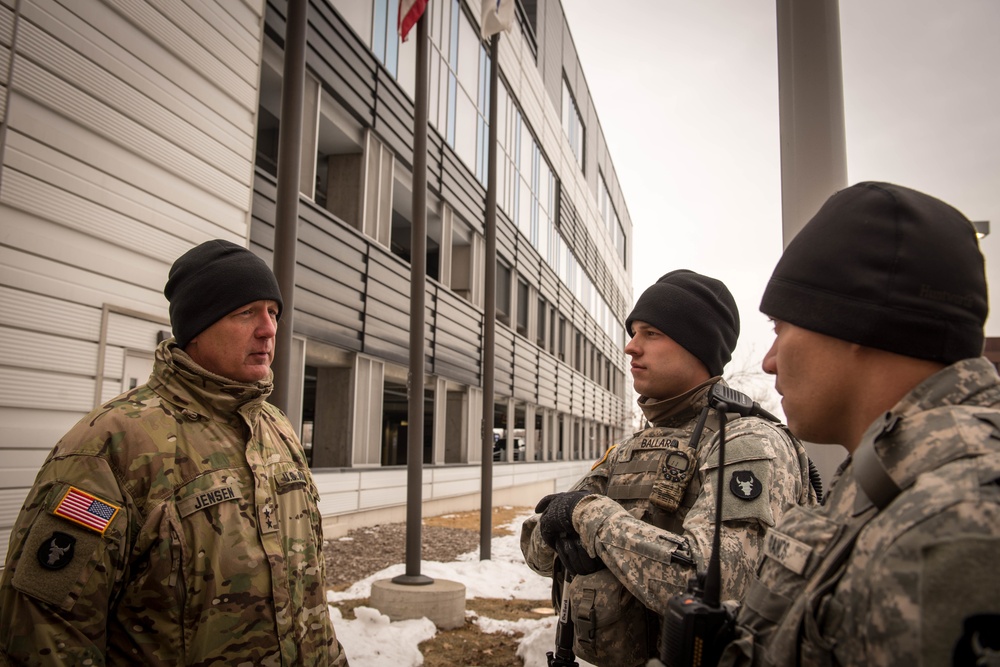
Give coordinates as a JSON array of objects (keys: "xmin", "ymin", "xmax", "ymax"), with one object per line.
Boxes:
[
  {"xmin": 36, "ymin": 531, "xmax": 76, "ymax": 570},
  {"xmin": 730, "ymin": 470, "xmax": 763, "ymax": 500}
]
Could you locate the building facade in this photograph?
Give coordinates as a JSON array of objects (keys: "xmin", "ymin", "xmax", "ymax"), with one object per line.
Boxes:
[{"xmin": 0, "ymin": 0, "xmax": 633, "ymax": 562}]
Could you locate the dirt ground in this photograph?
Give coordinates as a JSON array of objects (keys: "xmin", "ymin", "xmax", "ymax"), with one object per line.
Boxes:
[{"xmin": 328, "ymin": 506, "xmax": 555, "ymax": 666}]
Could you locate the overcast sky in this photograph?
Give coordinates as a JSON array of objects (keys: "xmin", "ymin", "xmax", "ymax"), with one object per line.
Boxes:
[{"xmin": 560, "ymin": 0, "xmax": 1000, "ymax": 406}]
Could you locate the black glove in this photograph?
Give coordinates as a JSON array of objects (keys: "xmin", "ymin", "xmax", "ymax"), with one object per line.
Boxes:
[
  {"xmin": 553, "ymin": 536, "xmax": 606, "ymax": 576},
  {"xmin": 535, "ymin": 491, "xmax": 590, "ymax": 548},
  {"xmin": 535, "ymin": 491, "xmax": 606, "ymax": 576}
]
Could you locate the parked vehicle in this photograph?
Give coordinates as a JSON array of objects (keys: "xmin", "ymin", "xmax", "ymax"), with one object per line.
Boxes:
[{"xmin": 493, "ymin": 437, "xmax": 526, "ymax": 461}]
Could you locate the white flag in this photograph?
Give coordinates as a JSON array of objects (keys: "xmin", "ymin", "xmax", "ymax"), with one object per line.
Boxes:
[{"xmin": 481, "ymin": 0, "xmax": 515, "ymax": 39}]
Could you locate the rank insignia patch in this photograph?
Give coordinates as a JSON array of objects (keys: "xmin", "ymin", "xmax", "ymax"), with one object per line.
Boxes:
[
  {"xmin": 53, "ymin": 487, "xmax": 121, "ymax": 534},
  {"xmin": 730, "ymin": 470, "xmax": 763, "ymax": 500},
  {"xmin": 37, "ymin": 531, "xmax": 76, "ymax": 570}
]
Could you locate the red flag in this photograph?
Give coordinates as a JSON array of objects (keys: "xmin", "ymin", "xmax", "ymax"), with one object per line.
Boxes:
[{"xmin": 399, "ymin": 0, "xmax": 428, "ymax": 42}]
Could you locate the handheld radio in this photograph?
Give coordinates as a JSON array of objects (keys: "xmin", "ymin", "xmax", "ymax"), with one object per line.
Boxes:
[{"xmin": 659, "ymin": 384, "xmax": 775, "ymax": 666}]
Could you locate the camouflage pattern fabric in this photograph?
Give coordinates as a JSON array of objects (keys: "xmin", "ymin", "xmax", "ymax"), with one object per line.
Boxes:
[
  {"xmin": 0, "ymin": 340, "xmax": 348, "ymax": 666},
  {"xmin": 521, "ymin": 378, "xmax": 817, "ymax": 666},
  {"xmin": 720, "ymin": 356, "xmax": 1000, "ymax": 667}
]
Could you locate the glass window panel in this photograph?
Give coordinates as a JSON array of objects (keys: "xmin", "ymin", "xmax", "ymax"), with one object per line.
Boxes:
[
  {"xmin": 455, "ymin": 89, "xmax": 477, "ymax": 169},
  {"xmin": 333, "ymin": 0, "xmax": 374, "ymax": 48},
  {"xmin": 519, "ymin": 127, "xmax": 532, "ymax": 177},
  {"xmin": 537, "ymin": 297, "xmax": 546, "ymax": 348},
  {"xmin": 518, "ymin": 178, "xmax": 532, "ymax": 237},
  {"xmin": 538, "ymin": 162, "xmax": 549, "ymax": 216},
  {"xmin": 385, "ymin": 0, "xmax": 399, "ymax": 77},
  {"xmin": 430, "ymin": 0, "xmax": 446, "ymax": 49},
  {"xmin": 497, "ymin": 260, "xmax": 512, "ymax": 324},
  {"xmin": 429, "ymin": 52, "xmax": 442, "ymax": 131},
  {"xmin": 497, "ymin": 86, "xmax": 509, "ymax": 146},
  {"xmin": 447, "ymin": 73, "xmax": 457, "ymax": 145},
  {"xmin": 456, "ymin": 14, "xmax": 479, "ymax": 97},
  {"xmin": 449, "ymin": 0, "xmax": 460, "ymax": 65},
  {"xmin": 373, "ymin": 0, "xmax": 387, "ymax": 62},
  {"xmin": 397, "ymin": 29, "xmax": 416, "ymax": 96},
  {"xmin": 517, "ymin": 279, "xmax": 529, "ymax": 337}
]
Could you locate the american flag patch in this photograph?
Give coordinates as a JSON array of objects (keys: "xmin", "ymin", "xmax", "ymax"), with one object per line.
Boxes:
[{"xmin": 53, "ymin": 487, "xmax": 121, "ymax": 534}]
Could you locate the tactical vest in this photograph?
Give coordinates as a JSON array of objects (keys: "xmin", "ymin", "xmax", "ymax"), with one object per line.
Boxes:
[
  {"xmin": 569, "ymin": 417, "xmax": 721, "ymax": 666},
  {"xmin": 731, "ymin": 405, "xmax": 1000, "ymax": 667}
]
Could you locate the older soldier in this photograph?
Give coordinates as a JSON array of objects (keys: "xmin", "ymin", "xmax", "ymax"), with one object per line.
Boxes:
[
  {"xmin": 719, "ymin": 182, "xmax": 1000, "ymax": 666},
  {"xmin": 521, "ymin": 270, "xmax": 819, "ymax": 667},
  {"xmin": 0, "ymin": 240, "xmax": 349, "ymax": 665}
]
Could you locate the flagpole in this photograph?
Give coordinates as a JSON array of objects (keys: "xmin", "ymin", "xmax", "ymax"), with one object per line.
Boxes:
[
  {"xmin": 270, "ymin": 0, "xmax": 308, "ymax": 414},
  {"xmin": 479, "ymin": 31, "xmax": 499, "ymax": 561},
  {"xmin": 394, "ymin": 4, "xmax": 433, "ymax": 586}
]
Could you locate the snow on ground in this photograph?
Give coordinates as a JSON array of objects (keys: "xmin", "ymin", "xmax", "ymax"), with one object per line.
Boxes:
[{"xmin": 328, "ymin": 510, "xmax": 597, "ymax": 667}]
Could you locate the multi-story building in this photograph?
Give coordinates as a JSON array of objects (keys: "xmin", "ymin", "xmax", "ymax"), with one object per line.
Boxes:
[{"xmin": 0, "ymin": 0, "xmax": 633, "ymax": 562}]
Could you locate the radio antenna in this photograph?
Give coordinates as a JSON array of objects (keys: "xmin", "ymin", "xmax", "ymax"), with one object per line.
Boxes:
[{"xmin": 702, "ymin": 402, "xmax": 728, "ymax": 607}]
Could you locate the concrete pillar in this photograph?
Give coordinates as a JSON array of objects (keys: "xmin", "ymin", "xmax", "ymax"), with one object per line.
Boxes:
[
  {"xmin": 353, "ymin": 356, "xmax": 385, "ymax": 466},
  {"xmin": 362, "ymin": 130, "xmax": 394, "ymax": 248},
  {"xmin": 432, "ymin": 377, "xmax": 448, "ymax": 464},
  {"xmin": 439, "ymin": 203, "xmax": 453, "ymax": 288},
  {"xmin": 502, "ymin": 397, "xmax": 515, "ymax": 462},
  {"xmin": 776, "ymin": 0, "xmax": 848, "ymax": 243},
  {"xmin": 444, "ymin": 387, "xmax": 467, "ymax": 463},
  {"xmin": 325, "ymin": 153, "xmax": 363, "ymax": 229},
  {"xmin": 524, "ymin": 403, "xmax": 537, "ymax": 462},
  {"xmin": 467, "ymin": 386, "xmax": 483, "ymax": 463},
  {"xmin": 311, "ymin": 366, "xmax": 351, "ymax": 468}
]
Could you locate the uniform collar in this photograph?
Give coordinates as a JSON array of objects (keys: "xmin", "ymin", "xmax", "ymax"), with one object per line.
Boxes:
[
  {"xmin": 638, "ymin": 377, "xmax": 722, "ymax": 427},
  {"xmin": 147, "ymin": 340, "xmax": 273, "ymax": 424},
  {"xmin": 853, "ymin": 356, "xmax": 1000, "ymax": 505}
]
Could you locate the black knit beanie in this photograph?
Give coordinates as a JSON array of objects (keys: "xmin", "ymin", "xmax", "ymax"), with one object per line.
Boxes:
[
  {"xmin": 626, "ymin": 270, "xmax": 740, "ymax": 377},
  {"xmin": 761, "ymin": 182, "xmax": 987, "ymax": 363},
  {"xmin": 164, "ymin": 240, "xmax": 283, "ymax": 348}
]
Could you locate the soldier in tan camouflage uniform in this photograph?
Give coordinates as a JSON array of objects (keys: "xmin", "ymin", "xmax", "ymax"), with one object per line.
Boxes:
[
  {"xmin": 0, "ymin": 240, "xmax": 348, "ymax": 666},
  {"xmin": 718, "ymin": 182, "xmax": 1000, "ymax": 666},
  {"xmin": 521, "ymin": 270, "xmax": 819, "ymax": 667}
]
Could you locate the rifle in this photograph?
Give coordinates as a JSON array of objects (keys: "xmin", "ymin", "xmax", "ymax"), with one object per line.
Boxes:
[{"xmin": 547, "ymin": 570, "xmax": 578, "ymax": 667}]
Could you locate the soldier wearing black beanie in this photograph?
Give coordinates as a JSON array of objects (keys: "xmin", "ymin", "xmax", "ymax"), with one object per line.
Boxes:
[
  {"xmin": 524, "ymin": 268, "xmax": 819, "ymax": 667},
  {"xmin": 626, "ymin": 269, "xmax": 740, "ymax": 378},
  {"xmin": 164, "ymin": 239, "xmax": 284, "ymax": 348},
  {"xmin": 719, "ymin": 182, "xmax": 1000, "ymax": 667}
]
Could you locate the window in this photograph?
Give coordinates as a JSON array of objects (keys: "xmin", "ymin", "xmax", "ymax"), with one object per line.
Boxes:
[
  {"xmin": 496, "ymin": 87, "xmax": 556, "ymax": 262},
  {"xmin": 372, "ymin": 0, "xmax": 400, "ymax": 77},
  {"xmin": 549, "ymin": 305, "xmax": 557, "ymax": 352},
  {"xmin": 496, "ymin": 259, "xmax": 512, "ymax": 326},
  {"xmin": 599, "ymin": 172, "xmax": 627, "ymax": 267},
  {"xmin": 450, "ymin": 217, "xmax": 476, "ymax": 303},
  {"xmin": 574, "ymin": 330, "xmax": 584, "ymax": 373},
  {"xmin": 536, "ymin": 296, "xmax": 547, "ymax": 349},
  {"xmin": 558, "ymin": 317, "xmax": 566, "ymax": 362},
  {"xmin": 562, "ymin": 78, "xmax": 585, "ymax": 168},
  {"xmin": 516, "ymin": 278, "xmax": 529, "ymax": 337}
]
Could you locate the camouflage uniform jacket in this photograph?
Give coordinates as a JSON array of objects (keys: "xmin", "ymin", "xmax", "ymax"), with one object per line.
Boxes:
[
  {"xmin": 521, "ymin": 378, "xmax": 817, "ymax": 666},
  {"xmin": 0, "ymin": 341, "xmax": 347, "ymax": 666},
  {"xmin": 720, "ymin": 356, "xmax": 1000, "ymax": 667}
]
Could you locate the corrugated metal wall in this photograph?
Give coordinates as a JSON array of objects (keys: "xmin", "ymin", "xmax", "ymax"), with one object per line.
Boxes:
[
  {"xmin": 0, "ymin": 0, "xmax": 634, "ymax": 566},
  {"xmin": 0, "ymin": 0, "xmax": 266, "ymax": 563}
]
